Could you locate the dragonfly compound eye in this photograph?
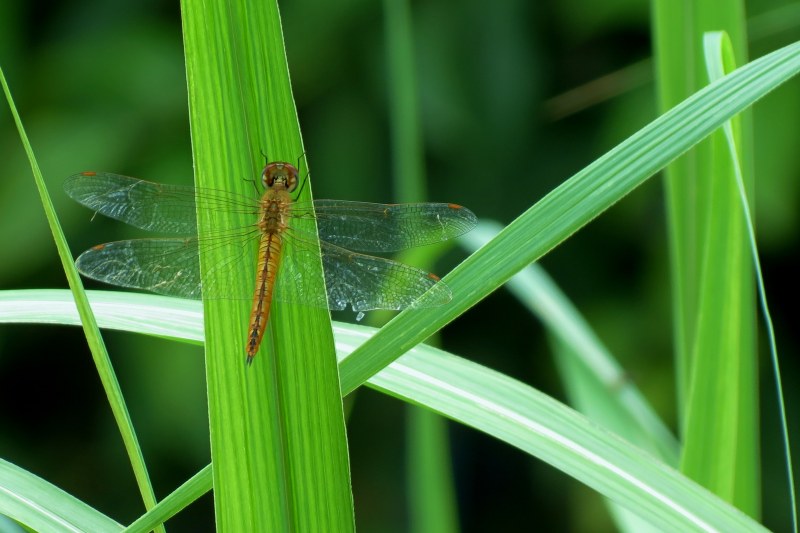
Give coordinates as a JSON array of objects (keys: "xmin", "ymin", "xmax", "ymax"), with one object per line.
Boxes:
[{"xmin": 262, "ymin": 162, "xmax": 300, "ymax": 192}]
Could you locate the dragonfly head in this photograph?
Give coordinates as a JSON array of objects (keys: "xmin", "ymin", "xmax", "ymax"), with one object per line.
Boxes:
[{"xmin": 262, "ymin": 162, "xmax": 299, "ymax": 192}]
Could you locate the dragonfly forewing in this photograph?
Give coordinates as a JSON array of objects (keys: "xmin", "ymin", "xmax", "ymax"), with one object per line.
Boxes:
[
  {"xmin": 64, "ymin": 172, "xmax": 260, "ymax": 233},
  {"xmin": 299, "ymin": 200, "xmax": 477, "ymax": 253}
]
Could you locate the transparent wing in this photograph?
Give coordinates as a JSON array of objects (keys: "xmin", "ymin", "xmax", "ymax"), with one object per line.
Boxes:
[
  {"xmin": 76, "ymin": 231, "xmax": 452, "ymax": 310},
  {"xmin": 64, "ymin": 172, "xmax": 258, "ymax": 234},
  {"xmin": 75, "ymin": 239, "xmax": 207, "ymax": 299},
  {"xmin": 276, "ymin": 231, "xmax": 452, "ymax": 311},
  {"xmin": 67, "ymin": 172, "xmax": 465, "ymax": 310},
  {"xmin": 74, "ymin": 227, "xmax": 262, "ymax": 300},
  {"xmin": 294, "ymin": 200, "xmax": 477, "ymax": 252},
  {"xmin": 65, "ymin": 173, "xmax": 475, "ymax": 248}
]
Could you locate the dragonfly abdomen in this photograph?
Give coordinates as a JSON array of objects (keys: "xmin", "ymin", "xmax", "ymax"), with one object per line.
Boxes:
[{"xmin": 246, "ymin": 232, "xmax": 284, "ymax": 364}]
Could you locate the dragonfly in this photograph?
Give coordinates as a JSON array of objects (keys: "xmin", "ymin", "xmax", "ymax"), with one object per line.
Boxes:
[{"xmin": 65, "ymin": 161, "xmax": 477, "ymax": 364}]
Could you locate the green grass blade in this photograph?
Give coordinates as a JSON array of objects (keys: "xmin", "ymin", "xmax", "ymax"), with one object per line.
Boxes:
[
  {"xmin": 687, "ymin": 27, "xmax": 756, "ymax": 497},
  {"xmin": 0, "ymin": 68, "xmax": 162, "ymax": 527},
  {"xmin": 653, "ymin": 1, "xmax": 759, "ymax": 519},
  {"xmin": 677, "ymin": 28, "xmax": 759, "ymax": 516},
  {"xmin": 360, "ymin": 333, "xmax": 767, "ymax": 532},
  {"xmin": 338, "ymin": 40, "xmax": 800, "ymax": 395},
  {"xmin": 384, "ymin": 0, "xmax": 425, "ymax": 204},
  {"xmin": 652, "ymin": 0, "xmax": 751, "ymax": 418},
  {"xmin": 405, "ymin": 407, "xmax": 459, "ymax": 533},
  {"xmin": 702, "ymin": 32, "xmax": 796, "ymax": 530},
  {"xmin": 464, "ymin": 220, "xmax": 679, "ymax": 532},
  {"xmin": 461, "ymin": 221, "xmax": 680, "ymax": 465},
  {"xmin": 123, "ymin": 465, "xmax": 212, "ymax": 533},
  {"xmin": 0, "ymin": 290, "xmax": 204, "ymax": 343},
  {"xmin": 0, "ymin": 457, "xmax": 122, "ymax": 533},
  {"xmin": 0, "ymin": 289, "xmax": 773, "ymax": 530},
  {"xmin": 383, "ymin": 0, "xmax": 459, "ymax": 530},
  {"xmin": 180, "ymin": 1, "xmax": 353, "ymax": 530}
]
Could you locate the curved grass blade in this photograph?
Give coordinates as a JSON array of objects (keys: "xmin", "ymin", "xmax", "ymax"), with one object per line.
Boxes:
[
  {"xmin": 0, "ymin": 289, "xmax": 772, "ymax": 531},
  {"xmin": 0, "ymin": 457, "xmax": 122, "ymax": 533},
  {"xmin": 337, "ymin": 40, "xmax": 800, "ymax": 395}
]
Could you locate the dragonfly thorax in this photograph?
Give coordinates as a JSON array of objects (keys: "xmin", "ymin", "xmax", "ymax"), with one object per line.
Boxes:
[
  {"xmin": 262, "ymin": 161, "xmax": 299, "ymax": 192},
  {"xmin": 257, "ymin": 188, "xmax": 293, "ymax": 235}
]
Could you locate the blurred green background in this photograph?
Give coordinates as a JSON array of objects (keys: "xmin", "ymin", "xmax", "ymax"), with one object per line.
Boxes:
[{"xmin": 0, "ymin": 0, "xmax": 798, "ymax": 531}]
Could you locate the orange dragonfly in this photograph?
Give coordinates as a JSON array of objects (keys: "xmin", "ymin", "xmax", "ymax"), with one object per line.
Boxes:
[{"xmin": 65, "ymin": 162, "xmax": 477, "ymax": 364}]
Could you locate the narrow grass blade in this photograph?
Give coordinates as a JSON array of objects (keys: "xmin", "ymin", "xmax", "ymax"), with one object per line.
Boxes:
[
  {"xmin": 406, "ymin": 407, "xmax": 459, "ymax": 533},
  {"xmin": 677, "ymin": 28, "xmax": 759, "ymax": 515},
  {"xmin": 383, "ymin": 0, "xmax": 459, "ymax": 530},
  {"xmin": 123, "ymin": 466, "xmax": 212, "ymax": 533},
  {"xmin": 701, "ymin": 32, "xmax": 796, "ymax": 530},
  {"xmin": 651, "ymin": 0, "xmax": 751, "ymax": 417},
  {"xmin": 384, "ymin": 0, "xmax": 425, "ymax": 204},
  {"xmin": 0, "ymin": 68, "xmax": 162, "ymax": 527}
]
